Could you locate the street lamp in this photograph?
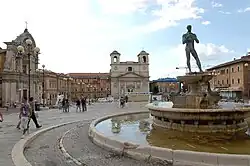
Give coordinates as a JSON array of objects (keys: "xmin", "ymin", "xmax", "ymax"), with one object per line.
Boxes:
[
  {"xmin": 245, "ymin": 63, "xmax": 249, "ymax": 98},
  {"xmin": 17, "ymin": 39, "xmax": 40, "ymax": 99},
  {"xmin": 42, "ymin": 64, "xmax": 45, "ymax": 107}
]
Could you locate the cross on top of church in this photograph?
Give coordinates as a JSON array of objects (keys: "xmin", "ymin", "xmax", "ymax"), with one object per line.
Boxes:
[{"xmin": 25, "ymin": 21, "xmax": 28, "ymax": 29}]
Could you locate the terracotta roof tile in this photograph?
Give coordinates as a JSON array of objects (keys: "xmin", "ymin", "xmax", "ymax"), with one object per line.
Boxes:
[
  {"xmin": 207, "ymin": 56, "xmax": 250, "ymax": 70},
  {"xmin": 68, "ymin": 73, "xmax": 110, "ymax": 79}
]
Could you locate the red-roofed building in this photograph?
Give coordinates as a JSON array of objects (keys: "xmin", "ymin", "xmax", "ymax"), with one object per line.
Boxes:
[
  {"xmin": 68, "ymin": 73, "xmax": 110, "ymax": 100},
  {"xmin": 206, "ymin": 52, "xmax": 250, "ymax": 99}
]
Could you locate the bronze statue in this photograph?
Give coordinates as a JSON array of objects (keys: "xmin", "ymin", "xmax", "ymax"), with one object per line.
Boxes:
[{"xmin": 182, "ymin": 25, "xmax": 203, "ymax": 73}]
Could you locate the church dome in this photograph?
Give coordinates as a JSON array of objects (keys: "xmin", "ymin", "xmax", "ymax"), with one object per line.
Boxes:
[
  {"xmin": 110, "ymin": 50, "xmax": 120, "ymax": 56},
  {"xmin": 137, "ymin": 50, "xmax": 149, "ymax": 56},
  {"xmin": 14, "ymin": 28, "xmax": 36, "ymax": 47}
]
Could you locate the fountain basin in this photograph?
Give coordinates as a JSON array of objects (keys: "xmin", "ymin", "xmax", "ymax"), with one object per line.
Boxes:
[
  {"xmin": 147, "ymin": 103, "xmax": 250, "ymax": 133},
  {"xmin": 89, "ymin": 111, "xmax": 250, "ymax": 166}
]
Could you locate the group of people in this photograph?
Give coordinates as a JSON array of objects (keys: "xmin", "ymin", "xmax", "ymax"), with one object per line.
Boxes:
[
  {"xmin": 16, "ymin": 97, "xmax": 42, "ymax": 136},
  {"xmin": 76, "ymin": 97, "xmax": 87, "ymax": 112},
  {"xmin": 60, "ymin": 98, "xmax": 70, "ymax": 112},
  {"xmin": 120, "ymin": 96, "xmax": 128, "ymax": 108}
]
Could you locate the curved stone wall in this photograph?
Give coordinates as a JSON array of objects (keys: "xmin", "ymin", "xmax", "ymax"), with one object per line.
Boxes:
[
  {"xmin": 88, "ymin": 111, "xmax": 250, "ymax": 166},
  {"xmin": 147, "ymin": 103, "xmax": 250, "ymax": 133}
]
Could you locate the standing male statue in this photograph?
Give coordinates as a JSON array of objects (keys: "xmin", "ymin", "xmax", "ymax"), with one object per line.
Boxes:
[{"xmin": 182, "ymin": 25, "xmax": 203, "ymax": 73}]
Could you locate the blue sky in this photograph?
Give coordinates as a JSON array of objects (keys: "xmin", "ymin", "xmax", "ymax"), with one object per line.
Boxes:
[{"xmin": 0, "ymin": 0, "xmax": 249, "ymax": 79}]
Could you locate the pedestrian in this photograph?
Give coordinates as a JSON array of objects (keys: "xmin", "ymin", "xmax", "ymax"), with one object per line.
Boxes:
[
  {"xmin": 81, "ymin": 97, "xmax": 86, "ymax": 112},
  {"xmin": 0, "ymin": 111, "xmax": 3, "ymax": 122},
  {"xmin": 62, "ymin": 98, "xmax": 66, "ymax": 112},
  {"xmin": 125, "ymin": 95, "xmax": 128, "ymax": 103},
  {"xmin": 120, "ymin": 96, "xmax": 125, "ymax": 108},
  {"xmin": 16, "ymin": 103, "xmax": 23, "ymax": 130},
  {"xmin": 76, "ymin": 99, "xmax": 81, "ymax": 112},
  {"xmin": 5, "ymin": 102, "xmax": 9, "ymax": 111},
  {"xmin": 20, "ymin": 97, "xmax": 31, "ymax": 136},
  {"xmin": 27, "ymin": 97, "xmax": 42, "ymax": 129},
  {"xmin": 65, "ymin": 99, "xmax": 69, "ymax": 112}
]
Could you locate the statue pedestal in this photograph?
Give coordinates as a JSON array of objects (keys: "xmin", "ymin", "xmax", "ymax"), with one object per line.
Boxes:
[{"xmin": 172, "ymin": 72, "xmax": 220, "ymax": 109}]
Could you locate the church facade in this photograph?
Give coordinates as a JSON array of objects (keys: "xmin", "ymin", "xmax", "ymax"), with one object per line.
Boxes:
[
  {"xmin": 0, "ymin": 28, "xmax": 40, "ymax": 106},
  {"xmin": 110, "ymin": 50, "xmax": 150, "ymax": 101}
]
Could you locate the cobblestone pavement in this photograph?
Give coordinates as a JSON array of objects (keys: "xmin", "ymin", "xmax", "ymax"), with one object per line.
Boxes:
[
  {"xmin": 24, "ymin": 123, "xmax": 81, "ymax": 166},
  {"xmin": 62, "ymin": 121, "xmax": 172, "ymax": 166},
  {"xmin": 0, "ymin": 102, "xmax": 148, "ymax": 166}
]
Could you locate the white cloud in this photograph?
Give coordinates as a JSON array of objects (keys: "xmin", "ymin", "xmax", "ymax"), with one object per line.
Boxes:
[
  {"xmin": 136, "ymin": 0, "xmax": 205, "ymax": 33},
  {"xmin": 211, "ymin": 1, "xmax": 223, "ymax": 8},
  {"xmin": 219, "ymin": 11, "xmax": 231, "ymax": 14},
  {"xmin": 238, "ymin": 7, "xmax": 250, "ymax": 13},
  {"xmin": 201, "ymin": 21, "xmax": 211, "ymax": 25},
  {"xmin": 0, "ymin": 0, "xmax": 212, "ymax": 80},
  {"xmin": 150, "ymin": 43, "xmax": 237, "ymax": 79},
  {"xmin": 97, "ymin": 0, "xmax": 149, "ymax": 14}
]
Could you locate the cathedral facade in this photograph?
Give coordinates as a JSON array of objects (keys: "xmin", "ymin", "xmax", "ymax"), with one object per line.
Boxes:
[
  {"xmin": 0, "ymin": 28, "xmax": 40, "ymax": 106},
  {"xmin": 110, "ymin": 50, "xmax": 150, "ymax": 101}
]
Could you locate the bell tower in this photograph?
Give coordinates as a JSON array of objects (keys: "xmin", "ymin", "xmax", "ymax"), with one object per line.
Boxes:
[
  {"xmin": 137, "ymin": 50, "xmax": 149, "ymax": 64},
  {"xmin": 110, "ymin": 50, "xmax": 120, "ymax": 64}
]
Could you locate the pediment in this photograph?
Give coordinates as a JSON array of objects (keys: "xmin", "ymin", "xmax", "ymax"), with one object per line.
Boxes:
[{"xmin": 116, "ymin": 72, "xmax": 144, "ymax": 78}]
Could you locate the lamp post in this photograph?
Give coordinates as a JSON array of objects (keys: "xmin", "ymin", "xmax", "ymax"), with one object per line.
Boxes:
[
  {"xmin": 16, "ymin": 46, "xmax": 24, "ymax": 103},
  {"xmin": 42, "ymin": 64, "xmax": 45, "ymax": 107},
  {"xmin": 244, "ymin": 63, "xmax": 249, "ymax": 99},
  {"xmin": 17, "ymin": 39, "xmax": 40, "ymax": 99}
]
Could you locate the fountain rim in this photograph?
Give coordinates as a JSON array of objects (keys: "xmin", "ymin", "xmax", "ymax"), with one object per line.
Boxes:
[
  {"xmin": 88, "ymin": 110, "xmax": 250, "ymax": 166},
  {"xmin": 146, "ymin": 103, "xmax": 250, "ymax": 113}
]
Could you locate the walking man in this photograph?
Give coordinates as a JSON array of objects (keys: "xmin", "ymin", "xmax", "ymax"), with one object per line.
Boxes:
[
  {"xmin": 81, "ymin": 96, "xmax": 86, "ymax": 112},
  {"xmin": 27, "ymin": 97, "xmax": 42, "ymax": 129},
  {"xmin": 62, "ymin": 98, "xmax": 66, "ymax": 112},
  {"xmin": 76, "ymin": 99, "xmax": 81, "ymax": 112},
  {"xmin": 65, "ymin": 98, "xmax": 70, "ymax": 112}
]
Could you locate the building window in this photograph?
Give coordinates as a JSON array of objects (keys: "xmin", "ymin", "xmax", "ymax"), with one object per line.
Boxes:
[
  {"xmin": 128, "ymin": 67, "xmax": 133, "ymax": 72},
  {"xmin": 237, "ymin": 66, "xmax": 240, "ymax": 72},
  {"xmin": 238, "ymin": 78, "xmax": 240, "ymax": 84},
  {"xmin": 227, "ymin": 79, "xmax": 229, "ymax": 84},
  {"xmin": 222, "ymin": 80, "xmax": 224, "ymax": 85},
  {"xmin": 231, "ymin": 67, "xmax": 234, "ymax": 72},
  {"xmin": 142, "ymin": 56, "xmax": 147, "ymax": 63},
  {"xmin": 23, "ymin": 65, "xmax": 27, "ymax": 74},
  {"xmin": 218, "ymin": 80, "xmax": 220, "ymax": 84},
  {"xmin": 232, "ymin": 79, "xmax": 234, "ymax": 84},
  {"xmin": 220, "ymin": 69, "xmax": 225, "ymax": 75},
  {"xmin": 226, "ymin": 68, "xmax": 229, "ymax": 73},
  {"xmin": 113, "ymin": 56, "xmax": 117, "ymax": 63}
]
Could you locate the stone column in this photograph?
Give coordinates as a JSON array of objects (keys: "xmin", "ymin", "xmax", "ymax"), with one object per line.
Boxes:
[
  {"xmin": 10, "ymin": 82, "xmax": 17, "ymax": 103},
  {"xmin": 124, "ymin": 82, "xmax": 127, "ymax": 93},
  {"xmin": 8, "ymin": 82, "xmax": 11, "ymax": 103},
  {"xmin": 2, "ymin": 82, "xmax": 6, "ymax": 106},
  {"xmin": 118, "ymin": 79, "xmax": 120, "ymax": 99}
]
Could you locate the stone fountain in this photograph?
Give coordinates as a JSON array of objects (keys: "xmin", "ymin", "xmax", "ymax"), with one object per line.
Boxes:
[
  {"xmin": 149, "ymin": 72, "xmax": 250, "ymax": 133},
  {"xmin": 148, "ymin": 25, "xmax": 250, "ymax": 134}
]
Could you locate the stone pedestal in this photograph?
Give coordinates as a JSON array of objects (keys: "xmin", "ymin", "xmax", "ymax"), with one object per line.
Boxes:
[{"xmin": 172, "ymin": 72, "xmax": 220, "ymax": 109}]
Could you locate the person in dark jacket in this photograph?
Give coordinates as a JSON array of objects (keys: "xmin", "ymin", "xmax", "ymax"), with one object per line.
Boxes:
[
  {"xmin": 76, "ymin": 99, "xmax": 81, "ymax": 112},
  {"xmin": 27, "ymin": 97, "xmax": 42, "ymax": 129},
  {"xmin": 81, "ymin": 97, "xmax": 87, "ymax": 112}
]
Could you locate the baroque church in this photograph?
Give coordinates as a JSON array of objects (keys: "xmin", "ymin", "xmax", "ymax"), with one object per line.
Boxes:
[
  {"xmin": 0, "ymin": 28, "xmax": 40, "ymax": 106},
  {"xmin": 110, "ymin": 50, "xmax": 150, "ymax": 101}
]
